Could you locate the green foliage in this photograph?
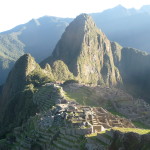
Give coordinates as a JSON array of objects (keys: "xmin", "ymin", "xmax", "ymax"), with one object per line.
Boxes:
[
  {"xmin": 0, "ymin": 33, "xmax": 24, "ymax": 61},
  {"xmin": 41, "ymin": 14, "xmax": 122, "ymax": 86},
  {"xmin": 52, "ymin": 60, "xmax": 75, "ymax": 81},
  {"xmin": 65, "ymin": 86, "xmax": 98, "ymax": 106},
  {"xmin": 0, "ymin": 16, "xmax": 71, "ymax": 84},
  {"xmin": 27, "ymin": 67, "xmax": 52, "ymax": 87},
  {"xmin": 0, "ymin": 85, "xmax": 38, "ymax": 137},
  {"xmin": 63, "ymin": 79, "xmax": 79, "ymax": 85},
  {"xmin": 113, "ymin": 127, "xmax": 150, "ymax": 135},
  {"xmin": 64, "ymin": 85, "xmax": 110, "ymax": 107},
  {"xmin": 108, "ymin": 110, "xmax": 126, "ymax": 117}
]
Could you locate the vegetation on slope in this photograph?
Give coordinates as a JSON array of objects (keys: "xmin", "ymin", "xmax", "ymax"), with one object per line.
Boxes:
[
  {"xmin": 0, "ymin": 16, "xmax": 71, "ymax": 84},
  {"xmin": 0, "ymin": 54, "xmax": 54, "ymax": 138},
  {"xmin": 112, "ymin": 127, "xmax": 150, "ymax": 135},
  {"xmin": 52, "ymin": 60, "xmax": 75, "ymax": 81},
  {"xmin": 0, "ymin": 84, "xmax": 38, "ymax": 138},
  {"xmin": 41, "ymin": 14, "xmax": 122, "ymax": 86}
]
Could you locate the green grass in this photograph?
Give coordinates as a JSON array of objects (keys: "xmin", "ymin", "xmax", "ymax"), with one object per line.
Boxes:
[
  {"xmin": 108, "ymin": 111, "xmax": 150, "ymax": 130},
  {"xmin": 108, "ymin": 110, "xmax": 126, "ymax": 117},
  {"xmin": 86, "ymin": 130, "xmax": 110, "ymax": 137},
  {"xmin": 132, "ymin": 121, "xmax": 150, "ymax": 129},
  {"xmin": 65, "ymin": 87, "xmax": 98, "ymax": 106},
  {"xmin": 86, "ymin": 132, "xmax": 98, "ymax": 137},
  {"xmin": 86, "ymin": 127, "xmax": 150, "ymax": 137},
  {"xmin": 112, "ymin": 127, "xmax": 150, "ymax": 135}
]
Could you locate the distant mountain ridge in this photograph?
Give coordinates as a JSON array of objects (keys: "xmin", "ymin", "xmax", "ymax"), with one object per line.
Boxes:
[
  {"xmin": 0, "ymin": 16, "xmax": 71, "ymax": 84},
  {"xmin": 91, "ymin": 5, "xmax": 150, "ymax": 52},
  {"xmin": 1, "ymin": 13, "xmax": 150, "ymax": 140},
  {"xmin": 1, "ymin": 5, "xmax": 150, "ymax": 85}
]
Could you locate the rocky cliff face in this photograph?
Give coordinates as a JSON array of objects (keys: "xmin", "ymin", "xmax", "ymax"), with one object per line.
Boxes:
[
  {"xmin": 41, "ymin": 14, "xmax": 122, "ymax": 86},
  {"xmin": 41, "ymin": 14, "xmax": 150, "ymax": 102},
  {"xmin": 120, "ymin": 48, "xmax": 150, "ymax": 99},
  {"xmin": 111, "ymin": 42, "xmax": 150, "ymax": 101}
]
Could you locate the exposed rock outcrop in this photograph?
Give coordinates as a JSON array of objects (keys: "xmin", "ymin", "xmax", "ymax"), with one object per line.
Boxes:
[
  {"xmin": 41, "ymin": 14, "xmax": 122, "ymax": 86},
  {"xmin": 111, "ymin": 42, "xmax": 150, "ymax": 101}
]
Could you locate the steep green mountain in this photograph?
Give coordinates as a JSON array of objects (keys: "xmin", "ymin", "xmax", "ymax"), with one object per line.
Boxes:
[
  {"xmin": 0, "ymin": 54, "xmax": 52, "ymax": 137},
  {"xmin": 0, "ymin": 16, "xmax": 71, "ymax": 85},
  {"xmin": 111, "ymin": 42, "xmax": 150, "ymax": 101},
  {"xmin": 1, "ymin": 5, "xmax": 150, "ymax": 85},
  {"xmin": 41, "ymin": 14, "xmax": 150, "ymax": 102},
  {"xmin": 41, "ymin": 14, "xmax": 122, "ymax": 86},
  {"xmin": 1, "ymin": 14, "xmax": 150, "ymax": 150},
  {"xmin": 0, "ymin": 52, "xmax": 76, "ymax": 137}
]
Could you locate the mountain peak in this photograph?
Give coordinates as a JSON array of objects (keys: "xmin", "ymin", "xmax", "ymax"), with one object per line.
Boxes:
[
  {"xmin": 75, "ymin": 13, "xmax": 91, "ymax": 20},
  {"xmin": 20, "ymin": 53, "xmax": 32, "ymax": 60},
  {"xmin": 71, "ymin": 13, "xmax": 96, "ymax": 30},
  {"xmin": 41, "ymin": 15, "xmax": 122, "ymax": 86},
  {"xmin": 15, "ymin": 53, "xmax": 37, "ymax": 76},
  {"xmin": 115, "ymin": 4, "xmax": 126, "ymax": 9},
  {"xmin": 2, "ymin": 53, "xmax": 38, "ymax": 100}
]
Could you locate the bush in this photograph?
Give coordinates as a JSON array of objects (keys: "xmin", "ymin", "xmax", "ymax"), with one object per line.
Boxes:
[{"xmin": 63, "ymin": 79, "xmax": 79, "ymax": 85}]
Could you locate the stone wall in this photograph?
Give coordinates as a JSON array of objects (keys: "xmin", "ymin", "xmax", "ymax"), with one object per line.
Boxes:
[{"xmin": 60, "ymin": 127, "xmax": 92, "ymax": 135}]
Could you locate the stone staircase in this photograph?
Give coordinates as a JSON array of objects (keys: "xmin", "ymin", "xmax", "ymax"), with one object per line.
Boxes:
[{"xmin": 92, "ymin": 116, "xmax": 99, "ymax": 125}]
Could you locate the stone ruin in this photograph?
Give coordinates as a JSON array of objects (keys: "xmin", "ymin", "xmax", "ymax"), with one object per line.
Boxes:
[
  {"xmin": 36, "ymin": 83, "xmax": 135, "ymax": 134},
  {"xmin": 53, "ymin": 98, "xmax": 135, "ymax": 133}
]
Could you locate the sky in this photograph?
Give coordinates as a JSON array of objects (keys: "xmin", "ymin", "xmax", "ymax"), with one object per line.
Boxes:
[{"xmin": 0, "ymin": 0, "xmax": 150, "ymax": 32}]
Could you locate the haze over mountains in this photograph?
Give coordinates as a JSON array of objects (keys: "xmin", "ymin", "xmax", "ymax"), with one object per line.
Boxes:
[
  {"xmin": 0, "ymin": 5, "xmax": 150, "ymax": 85},
  {"xmin": 91, "ymin": 5, "xmax": 150, "ymax": 51},
  {"xmin": 0, "ymin": 13, "xmax": 150, "ymax": 150},
  {"xmin": 0, "ymin": 17, "xmax": 71, "ymax": 84}
]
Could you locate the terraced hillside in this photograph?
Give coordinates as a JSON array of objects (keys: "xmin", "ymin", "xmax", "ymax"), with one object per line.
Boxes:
[
  {"xmin": 63, "ymin": 83, "xmax": 150, "ymax": 128},
  {"xmin": 0, "ymin": 83, "xmax": 149, "ymax": 150},
  {"xmin": 33, "ymin": 85, "xmax": 59, "ymax": 112}
]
